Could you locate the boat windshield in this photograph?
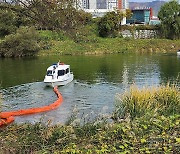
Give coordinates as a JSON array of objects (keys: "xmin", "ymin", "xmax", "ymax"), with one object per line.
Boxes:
[
  {"xmin": 47, "ymin": 70, "xmax": 53, "ymax": 76},
  {"xmin": 58, "ymin": 70, "xmax": 65, "ymax": 76}
]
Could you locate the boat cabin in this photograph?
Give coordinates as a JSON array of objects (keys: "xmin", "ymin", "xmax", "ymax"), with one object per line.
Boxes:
[{"xmin": 46, "ymin": 63, "xmax": 71, "ymax": 79}]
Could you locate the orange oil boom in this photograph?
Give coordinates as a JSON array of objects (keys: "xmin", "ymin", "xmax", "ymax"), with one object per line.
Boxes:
[{"xmin": 0, "ymin": 86, "xmax": 63, "ymax": 127}]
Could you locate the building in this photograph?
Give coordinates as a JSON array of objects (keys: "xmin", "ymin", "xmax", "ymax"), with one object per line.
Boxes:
[
  {"xmin": 97, "ymin": 0, "xmax": 107, "ymax": 9},
  {"xmin": 80, "ymin": 0, "xmax": 129, "ymax": 10},
  {"xmin": 127, "ymin": 7, "xmax": 152, "ymax": 25},
  {"xmin": 80, "ymin": 0, "xmax": 96, "ymax": 9},
  {"xmin": 81, "ymin": 0, "xmax": 89, "ymax": 9},
  {"xmin": 149, "ymin": 17, "xmax": 161, "ymax": 25},
  {"xmin": 118, "ymin": 0, "xmax": 129, "ymax": 9},
  {"xmin": 107, "ymin": 0, "xmax": 117, "ymax": 10},
  {"xmin": 79, "ymin": 0, "xmax": 129, "ymax": 25},
  {"xmin": 89, "ymin": 0, "xmax": 97, "ymax": 9}
]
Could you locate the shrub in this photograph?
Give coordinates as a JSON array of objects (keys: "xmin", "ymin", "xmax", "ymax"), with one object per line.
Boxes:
[
  {"xmin": 98, "ymin": 11, "xmax": 124, "ymax": 37},
  {"xmin": 0, "ymin": 26, "xmax": 41, "ymax": 57},
  {"xmin": 71, "ymin": 25, "xmax": 99, "ymax": 43},
  {"xmin": 0, "ymin": 9, "xmax": 18, "ymax": 37},
  {"xmin": 114, "ymin": 84, "xmax": 180, "ymax": 120}
]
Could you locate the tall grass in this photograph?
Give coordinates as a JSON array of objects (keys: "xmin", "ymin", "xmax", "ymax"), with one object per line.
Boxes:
[{"xmin": 114, "ymin": 84, "xmax": 180, "ymax": 120}]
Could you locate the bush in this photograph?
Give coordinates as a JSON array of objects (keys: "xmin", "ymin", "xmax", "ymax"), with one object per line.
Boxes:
[
  {"xmin": 71, "ymin": 25, "xmax": 99, "ymax": 43},
  {"xmin": 0, "ymin": 26, "xmax": 41, "ymax": 57},
  {"xmin": 0, "ymin": 9, "xmax": 18, "ymax": 37},
  {"xmin": 98, "ymin": 11, "xmax": 124, "ymax": 37},
  {"xmin": 114, "ymin": 84, "xmax": 180, "ymax": 120}
]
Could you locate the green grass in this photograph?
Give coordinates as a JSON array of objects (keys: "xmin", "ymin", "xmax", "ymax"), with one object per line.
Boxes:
[
  {"xmin": 0, "ymin": 85, "xmax": 179, "ymax": 153},
  {"xmin": 38, "ymin": 34, "xmax": 180, "ymax": 56}
]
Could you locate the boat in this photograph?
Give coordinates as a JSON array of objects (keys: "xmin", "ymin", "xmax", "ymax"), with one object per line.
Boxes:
[
  {"xmin": 177, "ymin": 50, "xmax": 180, "ymax": 56},
  {"xmin": 44, "ymin": 62, "xmax": 74, "ymax": 87}
]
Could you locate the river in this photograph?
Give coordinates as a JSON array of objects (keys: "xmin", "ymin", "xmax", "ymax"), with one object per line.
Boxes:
[{"xmin": 0, "ymin": 53, "xmax": 180, "ymax": 124}]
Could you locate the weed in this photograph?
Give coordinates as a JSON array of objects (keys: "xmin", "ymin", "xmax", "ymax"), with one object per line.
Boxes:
[{"xmin": 114, "ymin": 84, "xmax": 180, "ymax": 120}]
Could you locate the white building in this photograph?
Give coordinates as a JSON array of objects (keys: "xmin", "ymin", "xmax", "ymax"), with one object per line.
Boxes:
[
  {"xmin": 89, "ymin": 0, "xmax": 97, "ymax": 9},
  {"xmin": 79, "ymin": 0, "xmax": 129, "ymax": 25},
  {"xmin": 81, "ymin": 0, "xmax": 89, "ymax": 9},
  {"xmin": 122, "ymin": 0, "xmax": 129, "ymax": 9},
  {"xmin": 107, "ymin": 0, "xmax": 118, "ymax": 10}
]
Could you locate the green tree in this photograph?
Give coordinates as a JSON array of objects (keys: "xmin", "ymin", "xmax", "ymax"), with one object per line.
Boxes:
[
  {"xmin": 0, "ymin": 9, "xmax": 17, "ymax": 36},
  {"xmin": 13, "ymin": 0, "xmax": 91, "ymax": 32},
  {"xmin": 158, "ymin": 0, "xmax": 180, "ymax": 39},
  {"xmin": 126, "ymin": 9, "xmax": 133, "ymax": 19},
  {"xmin": 98, "ymin": 10, "xmax": 124, "ymax": 37},
  {"xmin": 0, "ymin": 26, "xmax": 40, "ymax": 57},
  {"xmin": 0, "ymin": 3, "xmax": 31, "ymax": 37}
]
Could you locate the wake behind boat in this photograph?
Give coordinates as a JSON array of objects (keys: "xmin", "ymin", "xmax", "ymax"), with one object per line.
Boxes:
[{"xmin": 44, "ymin": 62, "xmax": 74, "ymax": 87}]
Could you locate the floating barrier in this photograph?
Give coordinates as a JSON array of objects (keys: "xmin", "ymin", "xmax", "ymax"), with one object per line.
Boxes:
[{"xmin": 0, "ymin": 86, "xmax": 63, "ymax": 127}]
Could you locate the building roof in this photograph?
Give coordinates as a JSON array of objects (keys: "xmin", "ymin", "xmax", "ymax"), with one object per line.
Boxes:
[{"xmin": 132, "ymin": 7, "xmax": 151, "ymax": 11}]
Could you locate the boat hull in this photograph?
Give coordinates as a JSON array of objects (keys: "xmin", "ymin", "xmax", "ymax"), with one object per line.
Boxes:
[{"xmin": 44, "ymin": 74, "xmax": 74, "ymax": 87}]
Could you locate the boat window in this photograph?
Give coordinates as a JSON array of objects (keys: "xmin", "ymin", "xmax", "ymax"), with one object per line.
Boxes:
[
  {"xmin": 58, "ymin": 70, "xmax": 65, "ymax": 76},
  {"xmin": 66, "ymin": 68, "xmax": 69, "ymax": 74},
  {"xmin": 47, "ymin": 70, "xmax": 53, "ymax": 76}
]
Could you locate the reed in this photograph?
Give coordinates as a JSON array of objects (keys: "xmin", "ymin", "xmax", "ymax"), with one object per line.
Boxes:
[{"xmin": 114, "ymin": 84, "xmax": 180, "ymax": 120}]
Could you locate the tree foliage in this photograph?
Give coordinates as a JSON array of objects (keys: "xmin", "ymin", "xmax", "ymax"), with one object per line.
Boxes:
[
  {"xmin": 125, "ymin": 9, "xmax": 133, "ymax": 19},
  {"xmin": 0, "ymin": 26, "xmax": 40, "ymax": 57},
  {"xmin": 158, "ymin": 0, "xmax": 180, "ymax": 39},
  {"xmin": 12, "ymin": 0, "xmax": 91, "ymax": 32},
  {"xmin": 0, "ymin": 3, "xmax": 30, "ymax": 37},
  {"xmin": 98, "ymin": 11, "xmax": 124, "ymax": 37},
  {"xmin": 0, "ymin": 0, "xmax": 92, "ymax": 33}
]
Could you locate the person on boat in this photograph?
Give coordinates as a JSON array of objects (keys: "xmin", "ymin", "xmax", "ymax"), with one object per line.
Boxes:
[
  {"xmin": 58, "ymin": 60, "xmax": 61, "ymax": 65},
  {"xmin": 58, "ymin": 60, "xmax": 64, "ymax": 65}
]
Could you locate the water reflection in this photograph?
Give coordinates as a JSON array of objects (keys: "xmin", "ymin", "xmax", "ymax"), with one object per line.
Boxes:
[{"xmin": 1, "ymin": 54, "xmax": 180, "ymax": 88}]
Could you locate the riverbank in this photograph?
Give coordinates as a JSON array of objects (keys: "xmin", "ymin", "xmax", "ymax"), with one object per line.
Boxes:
[
  {"xmin": 38, "ymin": 33, "xmax": 180, "ymax": 56},
  {"xmin": 1, "ymin": 29, "xmax": 180, "ymax": 57},
  {"xmin": 0, "ymin": 85, "xmax": 179, "ymax": 153}
]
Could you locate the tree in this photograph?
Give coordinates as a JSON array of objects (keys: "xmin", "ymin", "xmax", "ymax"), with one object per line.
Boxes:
[
  {"xmin": 0, "ymin": 26, "xmax": 40, "ymax": 57},
  {"xmin": 9, "ymin": 0, "xmax": 91, "ymax": 32},
  {"xmin": 158, "ymin": 0, "xmax": 180, "ymax": 39},
  {"xmin": 126, "ymin": 9, "xmax": 133, "ymax": 19},
  {"xmin": 98, "ymin": 11, "xmax": 124, "ymax": 37},
  {"xmin": 0, "ymin": 3, "xmax": 30, "ymax": 37}
]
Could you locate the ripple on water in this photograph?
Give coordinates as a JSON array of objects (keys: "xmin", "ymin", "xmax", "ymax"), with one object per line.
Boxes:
[{"xmin": 0, "ymin": 81, "xmax": 121, "ymax": 125}]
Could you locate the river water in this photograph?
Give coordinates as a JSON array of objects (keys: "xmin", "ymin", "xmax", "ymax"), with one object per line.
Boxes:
[{"xmin": 0, "ymin": 53, "xmax": 180, "ymax": 124}]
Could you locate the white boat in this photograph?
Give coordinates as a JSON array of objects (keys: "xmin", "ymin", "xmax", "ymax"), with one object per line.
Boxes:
[
  {"xmin": 44, "ymin": 62, "xmax": 74, "ymax": 87},
  {"xmin": 177, "ymin": 50, "xmax": 180, "ymax": 56}
]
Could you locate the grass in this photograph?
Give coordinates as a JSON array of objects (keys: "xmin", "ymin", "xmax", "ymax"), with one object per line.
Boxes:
[
  {"xmin": 37, "ymin": 27, "xmax": 180, "ymax": 56},
  {"xmin": 114, "ymin": 84, "xmax": 180, "ymax": 120},
  {"xmin": 1, "ymin": 27, "xmax": 180, "ymax": 57},
  {"xmin": 0, "ymin": 84, "xmax": 179, "ymax": 153}
]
